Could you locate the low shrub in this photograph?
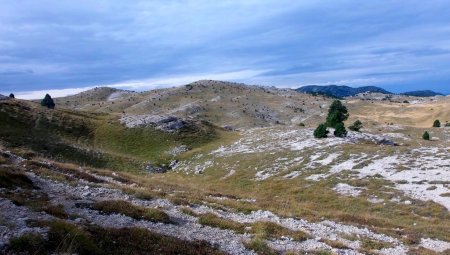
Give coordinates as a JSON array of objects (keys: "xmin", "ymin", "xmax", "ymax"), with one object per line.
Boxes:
[
  {"xmin": 92, "ymin": 200, "xmax": 171, "ymax": 223},
  {"xmin": 8, "ymin": 232, "xmax": 46, "ymax": 253},
  {"xmin": 198, "ymin": 213, "xmax": 246, "ymax": 233},
  {"xmin": 244, "ymin": 238, "xmax": 277, "ymax": 255},
  {"xmin": 252, "ymin": 221, "xmax": 309, "ymax": 241}
]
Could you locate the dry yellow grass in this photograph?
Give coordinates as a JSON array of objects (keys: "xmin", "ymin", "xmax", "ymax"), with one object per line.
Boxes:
[{"xmin": 347, "ymin": 97, "xmax": 450, "ymax": 128}]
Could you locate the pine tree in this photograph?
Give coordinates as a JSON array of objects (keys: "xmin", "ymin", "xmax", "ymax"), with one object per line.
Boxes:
[
  {"xmin": 422, "ymin": 131, "xmax": 430, "ymax": 140},
  {"xmin": 349, "ymin": 120, "xmax": 362, "ymax": 131},
  {"xmin": 314, "ymin": 123, "xmax": 329, "ymax": 138},
  {"xmin": 433, "ymin": 120, "xmax": 441, "ymax": 128},
  {"xmin": 41, "ymin": 94, "xmax": 55, "ymax": 109},
  {"xmin": 326, "ymin": 100, "xmax": 349, "ymax": 128},
  {"xmin": 334, "ymin": 123, "xmax": 348, "ymax": 137}
]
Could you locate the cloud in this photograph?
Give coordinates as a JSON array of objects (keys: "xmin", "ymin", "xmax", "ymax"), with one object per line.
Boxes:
[
  {"xmin": 10, "ymin": 69, "xmax": 269, "ymax": 99},
  {"xmin": 1, "ymin": 1, "xmax": 450, "ymax": 94},
  {"xmin": 13, "ymin": 86, "xmax": 96, "ymax": 100}
]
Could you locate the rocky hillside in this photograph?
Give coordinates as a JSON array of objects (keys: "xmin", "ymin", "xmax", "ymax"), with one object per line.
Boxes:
[
  {"xmin": 56, "ymin": 80, "xmax": 331, "ymax": 129},
  {"xmin": 1, "ymin": 83, "xmax": 450, "ymax": 254}
]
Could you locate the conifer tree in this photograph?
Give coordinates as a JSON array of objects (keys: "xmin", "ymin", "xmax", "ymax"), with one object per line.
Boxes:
[
  {"xmin": 314, "ymin": 123, "xmax": 329, "ymax": 138},
  {"xmin": 41, "ymin": 94, "xmax": 55, "ymax": 109},
  {"xmin": 422, "ymin": 131, "xmax": 430, "ymax": 140}
]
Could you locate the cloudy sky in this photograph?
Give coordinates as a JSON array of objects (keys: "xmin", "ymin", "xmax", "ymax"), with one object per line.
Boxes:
[{"xmin": 1, "ymin": 0, "xmax": 450, "ymax": 98}]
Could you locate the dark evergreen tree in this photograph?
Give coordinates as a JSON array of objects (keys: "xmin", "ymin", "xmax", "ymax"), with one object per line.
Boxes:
[
  {"xmin": 433, "ymin": 120, "xmax": 441, "ymax": 128},
  {"xmin": 349, "ymin": 120, "xmax": 363, "ymax": 131},
  {"xmin": 9, "ymin": 93, "xmax": 14, "ymax": 99},
  {"xmin": 334, "ymin": 123, "xmax": 348, "ymax": 137},
  {"xmin": 41, "ymin": 94, "xmax": 55, "ymax": 109},
  {"xmin": 314, "ymin": 123, "xmax": 329, "ymax": 138},
  {"xmin": 422, "ymin": 131, "xmax": 430, "ymax": 140},
  {"xmin": 326, "ymin": 100, "xmax": 349, "ymax": 128}
]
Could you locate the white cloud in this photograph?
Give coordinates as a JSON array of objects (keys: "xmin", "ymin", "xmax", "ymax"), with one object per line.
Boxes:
[
  {"xmin": 9, "ymin": 69, "xmax": 269, "ymax": 99},
  {"xmin": 13, "ymin": 86, "xmax": 96, "ymax": 100},
  {"xmin": 106, "ymin": 69, "xmax": 269, "ymax": 90}
]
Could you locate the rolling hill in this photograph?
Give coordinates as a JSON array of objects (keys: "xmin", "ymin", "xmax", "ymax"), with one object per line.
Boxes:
[
  {"xmin": 55, "ymin": 80, "xmax": 332, "ymax": 129},
  {"xmin": 1, "ymin": 80, "xmax": 450, "ymax": 254}
]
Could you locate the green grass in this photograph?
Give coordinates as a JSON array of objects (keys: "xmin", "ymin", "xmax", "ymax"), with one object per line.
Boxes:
[
  {"xmin": 252, "ymin": 221, "xmax": 309, "ymax": 241},
  {"xmin": 0, "ymin": 100, "xmax": 219, "ymax": 172},
  {"xmin": 180, "ymin": 207, "xmax": 199, "ymax": 217},
  {"xmin": 360, "ymin": 238, "xmax": 393, "ymax": 252},
  {"xmin": 92, "ymin": 200, "xmax": 172, "ymax": 224},
  {"xmin": 198, "ymin": 213, "xmax": 246, "ymax": 233},
  {"xmin": 243, "ymin": 238, "xmax": 278, "ymax": 255}
]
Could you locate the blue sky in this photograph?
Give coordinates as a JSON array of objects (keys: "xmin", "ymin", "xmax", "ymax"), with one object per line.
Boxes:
[{"xmin": 1, "ymin": 0, "xmax": 450, "ymax": 98}]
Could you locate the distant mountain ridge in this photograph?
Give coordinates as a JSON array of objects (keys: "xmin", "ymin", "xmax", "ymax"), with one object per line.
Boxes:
[
  {"xmin": 400, "ymin": 90, "xmax": 444, "ymax": 97},
  {"xmin": 296, "ymin": 85, "xmax": 391, "ymax": 98},
  {"xmin": 296, "ymin": 85, "xmax": 445, "ymax": 98}
]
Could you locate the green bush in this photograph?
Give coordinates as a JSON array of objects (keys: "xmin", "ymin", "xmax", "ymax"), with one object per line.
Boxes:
[
  {"xmin": 314, "ymin": 123, "xmax": 329, "ymax": 138},
  {"xmin": 334, "ymin": 123, "xmax": 347, "ymax": 138},
  {"xmin": 348, "ymin": 120, "xmax": 362, "ymax": 131},
  {"xmin": 326, "ymin": 100, "xmax": 348, "ymax": 128},
  {"xmin": 422, "ymin": 131, "xmax": 430, "ymax": 140},
  {"xmin": 41, "ymin": 94, "xmax": 55, "ymax": 109},
  {"xmin": 433, "ymin": 120, "xmax": 441, "ymax": 127}
]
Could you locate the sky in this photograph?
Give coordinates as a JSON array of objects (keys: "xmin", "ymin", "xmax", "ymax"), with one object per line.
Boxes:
[{"xmin": 1, "ymin": 0, "xmax": 450, "ymax": 99}]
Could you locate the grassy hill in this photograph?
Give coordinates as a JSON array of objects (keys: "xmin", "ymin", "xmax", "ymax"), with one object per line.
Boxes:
[{"xmin": 0, "ymin": 99, "xmax": 218, "ymax": 172}]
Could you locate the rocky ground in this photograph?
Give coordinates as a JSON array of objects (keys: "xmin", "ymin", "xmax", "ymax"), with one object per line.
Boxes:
[{"xmin": 1, "ymin": 146, "xmax": 449, "ymax": 254}]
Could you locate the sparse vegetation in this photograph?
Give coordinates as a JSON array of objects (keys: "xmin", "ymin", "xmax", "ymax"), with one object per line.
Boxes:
[
  {"xmin": 2, "ymin": 83, "xmax": 450, "ymax": 254},
  {"xmin": 243, "ymin": 238, "xmax": 278, "ymax": 255},
  {"xmin": 360, "ymin": 238, "xmax": 393, "ymax": 252},
  {"xmin": 198, "ymin": 213, "xmax": 246, "ymax": 233},
  {"xmin": 348, "ymin": 120, "xmax": 363, "ymax": 131},
  {"xmin": 92, "ymin": 200, "xmax": 172, "ymax": 223},
  {"xmin": 8, "ymin": 232, "xmax": 46, "ymax": 253},
  {"xmin": 252, "ymin": 221, "xmax": 309, "ymax": 241},
  {"xmin": 9, "ymin": 220, "xmax": 225, "ymax": 255},
  {"xmin": 0, "ymin": 168, "xmax": 35, "ymax": 189}
]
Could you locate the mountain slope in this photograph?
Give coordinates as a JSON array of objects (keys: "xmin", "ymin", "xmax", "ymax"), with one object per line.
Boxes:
[
  {"xmin": 0, "ymin": 99, "xmax": 218, "ymax": 172},
  {"xmin": 296, "ymin": 85, "xmax": 392, "ymax": 98},
  {"xmin": 56, "ymin": 80, "xmax": 332, "ymax": 129}
]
